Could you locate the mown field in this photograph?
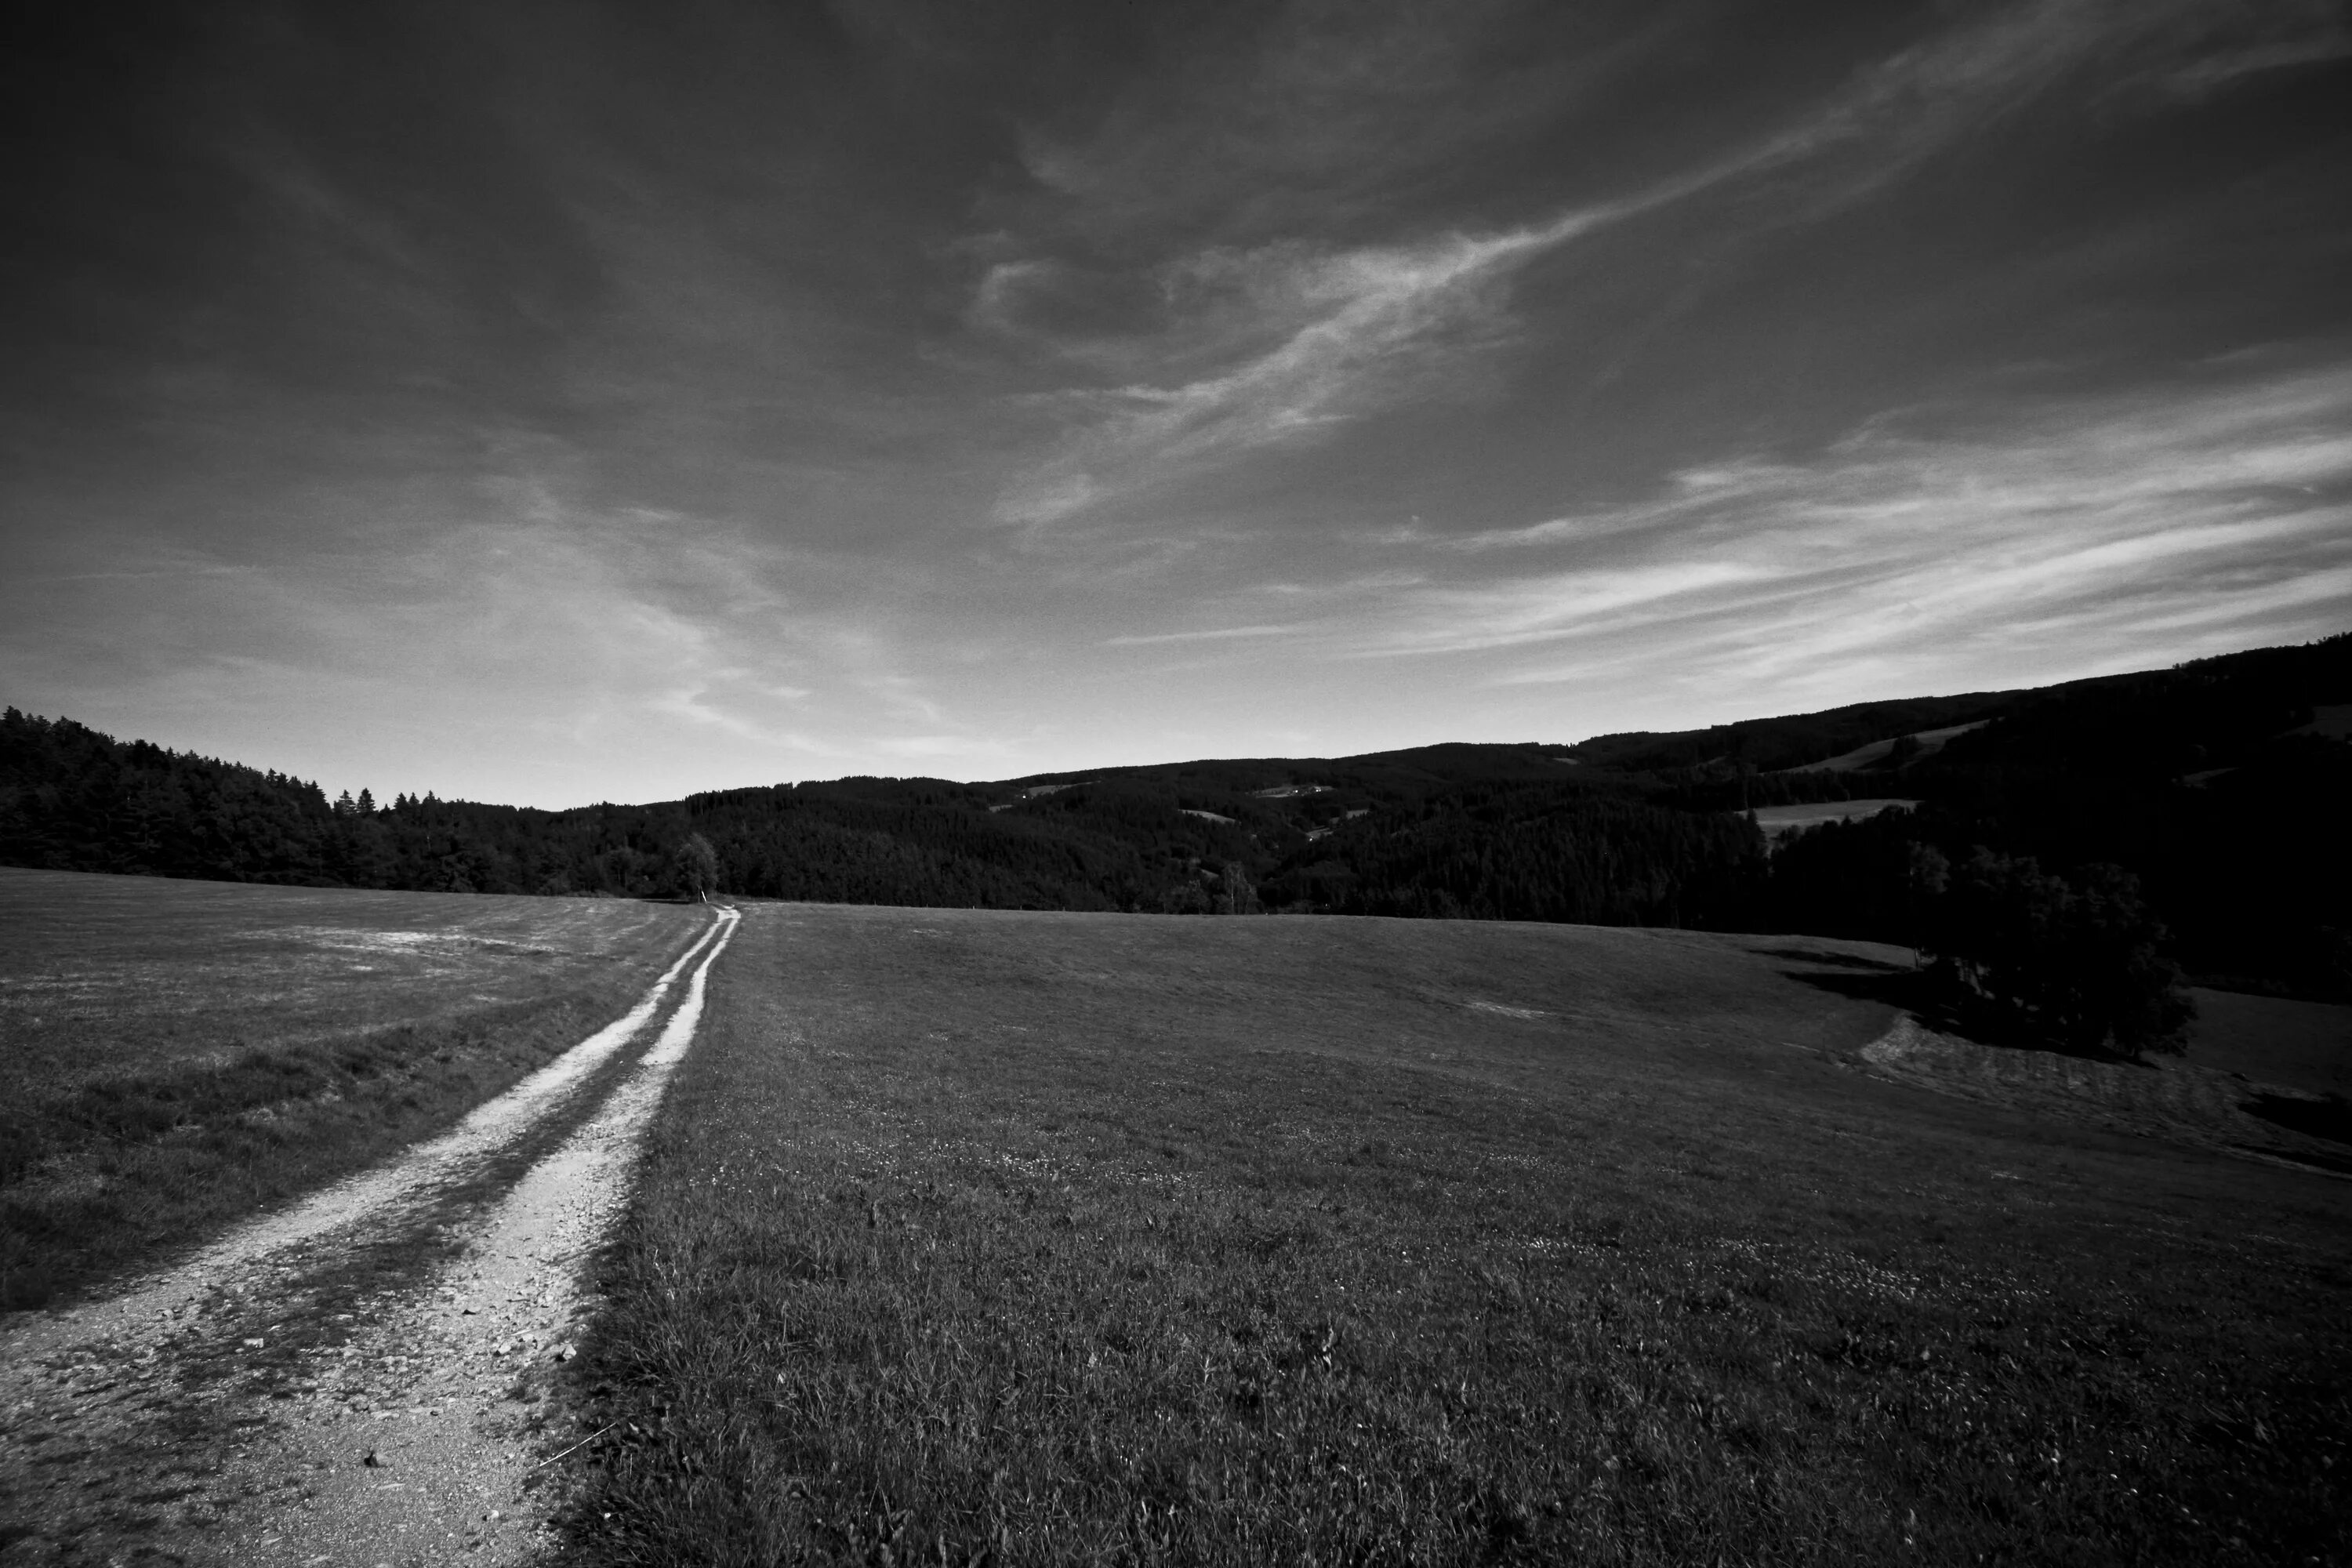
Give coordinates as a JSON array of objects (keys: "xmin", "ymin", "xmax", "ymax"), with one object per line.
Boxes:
[
  {"xmin": 564, "ymin": 903, "xmax": 2350, "ymax": 1566},
  {"xmin": 0, "ymin": 867, "xmax": 704, "ymax": 1308}
]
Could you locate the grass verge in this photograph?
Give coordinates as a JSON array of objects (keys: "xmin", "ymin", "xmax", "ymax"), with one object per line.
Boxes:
[
  {"xmin": 558, "ymin": 905, "xmax": 2350, "ymax": 1566},
  {"xmin": 0, "ymin": 869, "xmax": 703, "ymax": 1310},
  {"xmin": 5, "ymin": 991, "xmax": 616, "ymax": 1309}
]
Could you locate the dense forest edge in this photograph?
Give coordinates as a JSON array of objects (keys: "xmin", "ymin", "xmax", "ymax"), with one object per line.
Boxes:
[{"xmin": 5, "ymin": 633, "xmax": 2347, "ymax": 1025}]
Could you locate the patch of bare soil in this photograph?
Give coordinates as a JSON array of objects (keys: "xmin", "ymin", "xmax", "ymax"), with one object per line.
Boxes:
[
  {"xmin": 0, "ymin": 908, "xmax": 739, "ymax": 1566},
  {"xmin": 1860, "ymin": 1015, "xmax": 2352, "ymax": 1177}
]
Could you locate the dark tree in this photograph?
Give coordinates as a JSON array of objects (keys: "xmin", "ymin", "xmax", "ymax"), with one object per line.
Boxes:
[
  {"xmin": 1904, "ymin": 841, "xmax": 1949, "ymax": 967},
  {"xmin": 1926, "ymin": 850, "xmax": 2193, "ymax": 1058},
  {"xmin": 673, "ymin": 833, "xmax": 720, "ymax": 902}
]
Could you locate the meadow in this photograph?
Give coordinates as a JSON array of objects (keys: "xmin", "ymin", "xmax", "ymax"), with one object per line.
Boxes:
[
  {"xmin": 0, "ymin": 867, "xmax": 703, "ymax": 1308},
  {"xmin": 561, "ymin": 903, "xmax": 2350, "ymax": 1566},
  {"xmin": 1746, "ymin": 800, "xmax": 1918, "ymax": 844}
]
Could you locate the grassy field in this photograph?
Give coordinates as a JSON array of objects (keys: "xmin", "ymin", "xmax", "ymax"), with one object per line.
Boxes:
[
  {"xmin": 0, "ymin": 867, "xmax": 704, "ymax": 1309},
  {"xmin": 2183, "ymin": 987, "xmax": 2352, "ymax": 1098},
  {"xmin": 1748, "ymin": 800, "xmax": 1918, "ymax": 843},
  {"xmin": 561, "ymin": 903, "xmax": 2349, "ymax": 1566}
]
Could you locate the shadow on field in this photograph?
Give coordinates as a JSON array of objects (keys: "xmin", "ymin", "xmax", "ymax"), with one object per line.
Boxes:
[
  {"xmin": 1772, "ymin": 958, "xmax": 2163, "ymax": 1069},
  {"xmin": 2242, "ymin": 1091, "xmax": 2352, "ymax": 1147},
  {"xmin": 1749, "ymin": 945, "xmax": 1910, "ymax": 972}
]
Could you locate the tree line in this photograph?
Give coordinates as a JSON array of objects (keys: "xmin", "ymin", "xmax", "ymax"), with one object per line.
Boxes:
[{"xmin": 6, "ymin": 632, "xmax": 2343, "ymax": 1050}]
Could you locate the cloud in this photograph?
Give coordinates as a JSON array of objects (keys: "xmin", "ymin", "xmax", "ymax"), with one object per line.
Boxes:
[
  {"xmin": 1733, "ymin": 0, "xmax": 2352, "ymax": 188},
  {"xmin": 995, "ymin": 470, "xmax": 1102, "ymax": 528},
  {"xmin": 13, "ymin": 0, "xmax": 2343, "ymax": 799},
  {"xmin": 2158, "ymin": 31, "xmax": 2352, "ymax": 96},
  {"xmin": 0, "ymin": 466, "xmax": 975, "ymax": 801},
  {"xmin": 2129, "ymin": 0, "xmax": 2352, "ymax": 99},
  {"xmin": 871, "ymin": 734, "xmax": 1021, "ymax": 761},
  {"xmin": 1352, "ymin": 362, "xmax": 2352, "ymax": 696},
  {"xmin": 1355, "ymin": 561, "xmax": 1776, "ymax": 657},
  {"xmin": 652, "ymin": 681, "xmax": 839, "ymax": 754},
  {"xmin": 990, "ymin": 205, "xmax": 1632, "ymax": 526},
  {"xmin": 1002, "ymin": 0, "xmax": 1601, "ymax": 240},
  {"xmin": 1102, "ymin": 622, "xmax": 1308, "ymax": 647},
  {"xmin": 989, "ymin": 0, "xmax": 2343, "ymax": 532}
]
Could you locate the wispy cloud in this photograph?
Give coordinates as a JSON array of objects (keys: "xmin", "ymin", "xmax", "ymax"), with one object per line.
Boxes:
[
  {"xmin": 2132, "ymin": 2, "xmax": 2352, "ymax": 100},
  {"xmin": 871, "ymin": 734, "xmax": 1022, "ymax": 763},
  {"xmin": 0, "ymin": 470, "xmax": 975, "ymax": 801},
  {"xmin": 9, "ymin": 0, "xmax": 2343, "ymax": 799},
  {"xmin": 1353, "ymin": 362, "xmax": 2352, "ymax": 697},
  {"xmin": 990, "ymin": 209, "xmax": 1631, "ymax": 525},
  {"xmin": 1103, "ymin": 622, "xmax": 1309, "ymax": 647},
  {"xmin": 1358, "ymin": 561, "xmax": 1780, "ymax": 657},
  {"xmin": 989, "ymin": 0, "xmax": 2350, "ymax": 532}
]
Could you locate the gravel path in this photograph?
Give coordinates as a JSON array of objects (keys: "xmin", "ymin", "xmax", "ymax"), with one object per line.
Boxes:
[{"xmin": 0, "ymin": 905, "xmax": 741, "ymax": 1566}]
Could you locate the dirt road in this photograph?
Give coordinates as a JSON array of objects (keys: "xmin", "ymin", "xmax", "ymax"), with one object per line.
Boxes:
[{"xmin": 0, "ymin": 905, "xmax": 741, "ymax": 1566}]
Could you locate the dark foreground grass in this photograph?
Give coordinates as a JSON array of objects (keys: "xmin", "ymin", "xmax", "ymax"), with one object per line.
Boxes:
[
  {"xmin": 563, "ymin": 905, "xmax": 2350, "ymax": 1566},
  {"xmin": 0, "ymin": 867, "xmax": 702, "ymax": 1308}
]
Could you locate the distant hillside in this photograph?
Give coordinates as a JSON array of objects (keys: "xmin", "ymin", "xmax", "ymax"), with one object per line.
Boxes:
[
  {"xmin": 0, "ymin": 720, "xmax": 1773, "ymax": 927},
  {"xmin": 1560, "ymin": 693, "xmax": 2014, "ymax": 775},
  {"xmin": 5, "ymin": 631, "xmax": 2346, "ymax": 994},
  {"xmin": 1785, "ymin": 723, "xmax": 1985, "ymax": 774},
  {"xmin": 1809, "ymin": 635, "xmax": 2352, "ymax": 996}
]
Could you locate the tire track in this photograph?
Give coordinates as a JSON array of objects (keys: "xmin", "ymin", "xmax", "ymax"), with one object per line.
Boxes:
[
  {"xmin": 0, "ymin": 906, "xmax": 741, "ymax": 1565},
  {"xmin": 217, "ymin": 903, "xmax": 743, "ymax": 1566}
]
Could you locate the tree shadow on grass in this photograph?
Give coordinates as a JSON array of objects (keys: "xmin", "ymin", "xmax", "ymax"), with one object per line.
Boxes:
[
  {"xmin": 1774, "ymin": 963, "xmax": 2158, "ymax": 1068},
  {"xmin": 1774, "ymin": 962, "xmax": 1940, "ymax": 1015},
  {"xmin": 1749, "ymin": 945, "xmax": 1911, "ymax": 971},
  {"xmin": 2242, "ymin": 1092, "xmax": 2352, "ymax": 1146}
]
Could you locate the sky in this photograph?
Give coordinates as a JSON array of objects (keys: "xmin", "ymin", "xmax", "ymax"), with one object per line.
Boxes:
[{"xmin": 3, "ymin": 0, "xmax": 2348, "ymax": 808}]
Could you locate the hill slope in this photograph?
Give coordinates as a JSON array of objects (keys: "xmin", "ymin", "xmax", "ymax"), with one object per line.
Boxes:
[{"xmin": 4, "ymin": 632, "xmax": 2346, "ymax": 993}]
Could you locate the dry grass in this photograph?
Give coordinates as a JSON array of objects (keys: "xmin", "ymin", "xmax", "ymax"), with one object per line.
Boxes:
[
  {"xmin": 0, "ymin": 868, "xmax": 702, "ymax": 1309},
  {"xmin": 557, "ymin": 904, "xmax": 2351, "ymax": 1566}
]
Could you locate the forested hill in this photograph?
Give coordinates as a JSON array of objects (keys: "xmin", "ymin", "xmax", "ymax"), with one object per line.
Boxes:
[
  {"xmin": 1751, "ymin": 634, "xmax": 2352, "ymax": 998},
  {"xmin": 4, "ymin": 632, "xmax": 2346, "ymax": 996}
]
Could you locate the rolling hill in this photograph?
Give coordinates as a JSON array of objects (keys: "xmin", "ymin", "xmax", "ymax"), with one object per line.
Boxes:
[{"xmin": 4, "ymin": 631, "xmax": 2346, "ymax": 995}]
